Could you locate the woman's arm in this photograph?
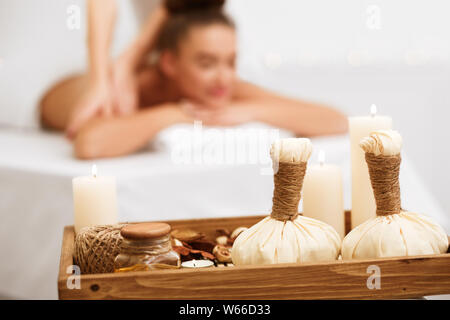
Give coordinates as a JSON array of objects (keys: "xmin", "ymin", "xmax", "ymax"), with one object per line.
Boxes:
[
  {"xmin": 231, "ymin": 81, "xmax": 349, "ymax": 137},
  {"xmin": 74, "ymin": 104, "xmax": 190, "ymax": 159},
  {"xmin": 40, "ymin": 0, "xmax": 117, "ymax": 132},
  {"xmin": 116, "ymin": 4, "xmax": 168, "ymax": 71},
  {"xmin": 87, "ymin": 0, "xmax": 117, "ymax": 83},
  {"xmin": 61, "ymin": 0, "xmax": 118, "ymax": 136},
  {"xmin": 111, "ymin": 4, "xmax": 168, "ymax": 115},
  {"xmin": 66, "ymin": 2, "xmax": 168, "ymax": 137},
  {"xmin": 253, "ymin": 97, "xmax": 348, "ymax": 137}
]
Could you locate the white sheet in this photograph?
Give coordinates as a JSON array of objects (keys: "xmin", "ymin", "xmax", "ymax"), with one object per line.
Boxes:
[{"xmin": 0, "ymin": 123, "xmax": 448, "ymax": 299}]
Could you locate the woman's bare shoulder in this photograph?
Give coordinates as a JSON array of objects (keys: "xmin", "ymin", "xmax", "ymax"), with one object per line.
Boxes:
[
  {"xmin": 138, "ymin": 65, "xmax": 179, "ymax": 106},
  {"xmin": 138, "ymin": 65, "xmax": 163, "ymax": 88}
]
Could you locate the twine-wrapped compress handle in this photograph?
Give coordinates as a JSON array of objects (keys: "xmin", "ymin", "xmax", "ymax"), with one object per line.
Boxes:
[
  {"xmin": 271, "ymin": 162, "xmax": 307, "ymax": 221},
  {"xmin": 365, "ymin": 153, "xmax": 402, "ymax": 216}
]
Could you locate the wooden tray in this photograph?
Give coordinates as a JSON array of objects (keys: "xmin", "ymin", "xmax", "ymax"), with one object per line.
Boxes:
[{"xmin": 58, "ymin": 211, "xmax": 450, "ymax": 300}]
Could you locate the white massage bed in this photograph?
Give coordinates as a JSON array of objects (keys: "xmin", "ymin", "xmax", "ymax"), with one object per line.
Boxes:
[{"xmin": 0, "ymin": 123, "xmax": 448, "ymax": 299}]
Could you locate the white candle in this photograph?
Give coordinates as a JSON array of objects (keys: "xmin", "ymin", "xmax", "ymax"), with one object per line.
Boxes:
[
  {"xmin": 72, "ymin": 165, "xmax": 118, "ymax": 234},
  {"xmin": 303, "ymin": 150, "xmax": 345, "ymax": 238},
  {"xmin": 181, "ymin": 259, "xmax": 214, "ymax": 268},
  {"xmin": 348, "ymin": 105, "xmax": 392, "ymax": 228}
]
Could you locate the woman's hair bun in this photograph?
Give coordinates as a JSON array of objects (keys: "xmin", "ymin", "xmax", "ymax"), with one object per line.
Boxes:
[{"xmin": 164, "ymin": 0, "xmax": 226, "ymax": 14}]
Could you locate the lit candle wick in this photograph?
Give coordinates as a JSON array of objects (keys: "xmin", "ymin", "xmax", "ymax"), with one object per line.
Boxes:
[
  {"xmin": 318, "ymin": 150, "xmax": 325, "ymax": 166},
  {"xmin": 370, "ymin": 104, "xmax": 377, "ymax": 118},
  {"xmin": 92, "ymin": 164, "xmax": 97, "ymax": 178}
]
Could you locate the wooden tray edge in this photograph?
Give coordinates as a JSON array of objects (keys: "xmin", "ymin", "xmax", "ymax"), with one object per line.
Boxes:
[{"xmin": 58, "ymin": 212, "xmax": 450, "ymax": 300}]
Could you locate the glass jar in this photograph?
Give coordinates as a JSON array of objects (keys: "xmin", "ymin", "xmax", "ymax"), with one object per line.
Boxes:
[{"xmin": 114, "ymin": 222, "xmax": 180, "ymax": 272}]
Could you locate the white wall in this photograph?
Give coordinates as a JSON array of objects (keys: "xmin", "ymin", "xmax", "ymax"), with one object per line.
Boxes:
[
  {"xmin": 225, "ymin": 0, "xmax": 450, "ymax": 215},
  {"xmin": 227, "ymin": 0, "xmax": 450, "ymax": 67}
]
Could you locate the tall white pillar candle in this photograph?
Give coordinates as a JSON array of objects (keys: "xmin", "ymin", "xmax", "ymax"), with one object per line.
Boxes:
[
  {"xmin": 303, "ymin": 150, "xmax": 345, "ymax": 238},
  {"xmin": 72, "ymin": 165, "xmax": 118, "ymax": 234},
  {"xmin": 348, "ymin": 105, "xmax": 392, "ymax": 228}
]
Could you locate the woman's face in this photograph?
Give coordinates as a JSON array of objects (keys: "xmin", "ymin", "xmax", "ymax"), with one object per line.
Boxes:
[{"xmin": 163, "ymin": 24, "xmax": 237, "ymax": 108}]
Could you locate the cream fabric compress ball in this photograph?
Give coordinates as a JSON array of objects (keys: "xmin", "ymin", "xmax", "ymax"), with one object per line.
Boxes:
[
  {"xmin": 342, "ymin": 212, "xmax": 448, "ymax": 259},
  {"xmin": 342, "ymin": 130, "xmax": 448, "ymax": 259},
  {"xmin": 232, "ymin": 138, "xmax": 341, "ymax": 265},
  {"xmin": 232, "ymin": 215, "xmax": 341, "ymax": 265}
]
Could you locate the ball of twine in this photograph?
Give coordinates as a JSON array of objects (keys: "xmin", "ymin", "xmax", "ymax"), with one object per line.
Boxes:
[{"xmin": 74, "ymin": 224, "xmax": 127, "ymax": 274}]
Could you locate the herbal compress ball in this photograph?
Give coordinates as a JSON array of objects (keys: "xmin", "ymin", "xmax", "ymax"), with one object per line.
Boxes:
[
  {"xmin": 232, "ymin": 138, "xmax": 341, "ymax": 265},
  {"xmin": 342, "ymin": 130, "xmax": 448, "ymax": 259}
]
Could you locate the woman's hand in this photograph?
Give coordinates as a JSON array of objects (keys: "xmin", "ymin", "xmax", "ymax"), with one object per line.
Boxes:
[
  {"xmin": 105, "ymin": 0, "xmax": 168, "ymax": 116},
  {"xmin": 66, "ymin": 58, "xmax": 140, "ymax": 139},
  {"xmin": 182, "ymin": 101, "xmax": 258, "ymax": 126},
  {"xmin": 112, "ymin": 57, "xmax": 140, "ymax": 116},
  {"xmin": 66, "ymin": 78, "xmax": 115, "ymax": 139}
]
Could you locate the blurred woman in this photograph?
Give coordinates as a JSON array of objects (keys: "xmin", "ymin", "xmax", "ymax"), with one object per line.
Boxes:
[{"xmin": 40, "ymin": 0, "xmax": 348, "ymax": 159}]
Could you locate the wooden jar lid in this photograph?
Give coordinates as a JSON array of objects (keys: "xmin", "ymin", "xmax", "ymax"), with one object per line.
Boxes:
[{"xmin": 120, "ymin": 222, "xmax": 171, "ymax": 240}]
